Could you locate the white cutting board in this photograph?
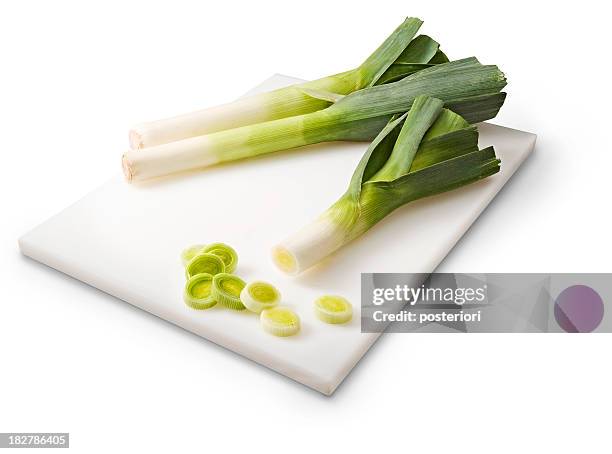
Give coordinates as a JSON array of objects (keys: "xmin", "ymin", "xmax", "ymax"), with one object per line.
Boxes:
[{"xmin": 19, "ymin": 75, "xmax": 536, "ymax": 395}]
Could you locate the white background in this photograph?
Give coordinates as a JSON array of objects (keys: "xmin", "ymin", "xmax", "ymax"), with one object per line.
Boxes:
[{"xmin": 1, "ymin": 1, "xmax": 610, "ymax": 452}]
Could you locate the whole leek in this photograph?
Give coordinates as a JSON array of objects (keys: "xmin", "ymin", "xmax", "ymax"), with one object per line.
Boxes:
[
  {"xmin": 123, "ymin": 58, "xmax": 506, "ymax": 182},
  {"xmin": 271, "ymin": 95, "xmax": 501, "ymax": 275},
  {"xmin": 129, "ymin": 17, "xmax": 436, "ymax": 149}
]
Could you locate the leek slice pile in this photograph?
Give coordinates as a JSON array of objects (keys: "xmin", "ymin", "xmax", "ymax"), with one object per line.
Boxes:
[
  {"xmin": 184, "ymin": 273, "xmax": 217, "ymax": 310},
  {"xmin": 129, "ymin": 17, "xmax": 443, "ymax": 149},
  {"xmin": 240, "ymin": 281, "xmax": 281, "ymax": 313},
  {"xmin": 260, "ymin": 307, "xmax": 301, "ymax": 337},
  {"xmin": 314, "ymin": 296, "xmax": 353, "ymax": 324},
  {"xmin": 180, "ymin": 243, "xmax": 352, "ymax": 337},
  {"xmin": 182, "ymin": 242, "xmax": 242, "ymax": 311},
  {"xmin": 272, "ymin": 95, "xmax": 501, "ymax": 275},
  {"xmin": 212, "ymin": 273, "xmax": 247, "ymax": 310}
]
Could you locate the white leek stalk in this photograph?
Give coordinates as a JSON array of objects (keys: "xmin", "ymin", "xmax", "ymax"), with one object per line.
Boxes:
[
  {"xmin": 129, "ymin": 17, "xmax": 425, "ymax": 149},
  {"xmin": 272, "ymin": 95, "xmax": 501, "ymax": 275},
  {"xmin": 122, "ymin": 58, "xmax": 506, "ymax": 182}
]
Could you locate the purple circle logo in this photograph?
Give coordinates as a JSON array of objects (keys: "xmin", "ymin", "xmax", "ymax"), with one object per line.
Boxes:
[{"xmin": 554, "ymin": 285, "xmax": 604, "ymax": 333}]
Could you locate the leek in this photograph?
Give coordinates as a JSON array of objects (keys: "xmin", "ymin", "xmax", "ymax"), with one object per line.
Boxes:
[
  {"xmin": 129, "ymin": 17, "xmax": 438, "ymax": 149},
  {"xmin": 184, "ymin": 273, "xmax": 217, "ymax": 310},
  {"xmin": 240, "ymin": 281, "xmax": 281, "ymax": 313},
  {"xmin": 185, "ymin": 252, "xmax": 225, "ymax": 278},
  {"xmin": 202, "ymin": 243, "xmax": 238, "ymax": 273},
  {"xmin": 212, "ymin": 273, "xmax": 247, "ymax": 310},
  {"xmin": 271, "ymin": 95, "xmax": 501, "ymax": 275},
  {"xmin": 123, "ymin": 58, "xmax": 506, "ymax": 182},
  {"xmin": 314, "ymin": 296, "xmax": 353, "ymax": 324},
  {"xmin": 260, "ymin": 307, "xmax": 301, "ymax": 337}
]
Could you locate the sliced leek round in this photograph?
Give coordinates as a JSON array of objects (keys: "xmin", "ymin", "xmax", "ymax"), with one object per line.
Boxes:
[
  {"xmin": 212, "ymin": 273, "xmax": 246, "ymax": 310},
  {"xmin": 240, "ymin": 281, "xmax": 281, "ymax": 313},
  {"xmin": 184, "ymin": 273, "xmax": 216, "ymax": 310},
  {"xmin": 314, "ymin": 295, "xmax": 353, "ymax": 324},
  {"xmin": 260, "ymin": 307, "xmax": 300, "ymax": 337},
  {"xmin": 185, "ymin": 253, "xmax": 225, "ymax": 279},
  {"xmin": 202, "ymin": 243, "xmax": 238, "ymax": 273},
  {"xmin": 181, "ymin": 244, "xmax": 206, "ymax": 266}
]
